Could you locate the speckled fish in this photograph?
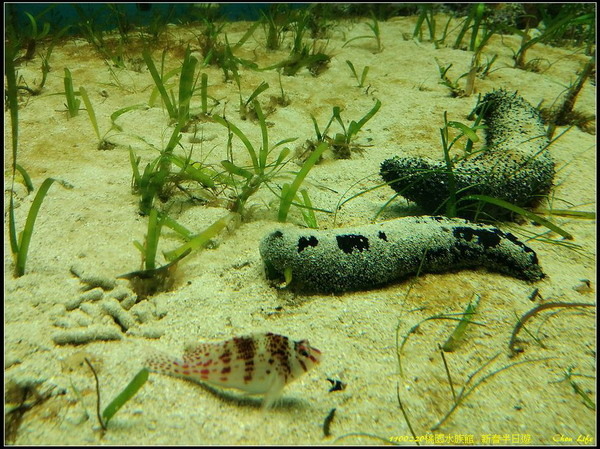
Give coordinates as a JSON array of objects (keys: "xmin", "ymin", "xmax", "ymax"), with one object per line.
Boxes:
[{"xmin": 145, "ymin": 332, "xmax": 322, "ymax": 408}]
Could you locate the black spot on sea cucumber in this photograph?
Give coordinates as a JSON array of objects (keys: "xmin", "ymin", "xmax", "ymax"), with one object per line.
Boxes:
[
  {"xmin": 424, "ymin": 246, "xmax": 452, "ymax": 262},
  {"xmin": 337, "ymin": 234, "xmax": 370, "ymax": 254},
  {"xmin": 504, "ymin": 231, "xmax": 532, "ymax": 251},
  {"xmin": 271, "ymin": 230, "xmax": 283, "ymax": 239},
  {"xmin": 504, "ymin": 231, "xmax": 538, "ymax": 263},
  {"xmin": 378, "ymin": 231, "xmax": 388, "ymax": 241},
  {"xmin": 298, "ymin": 236, "xmax": 318, "ymax": 253},
  {"xmin": 453, "ymin": 227, "xmax": 501, "ymax": 249}
]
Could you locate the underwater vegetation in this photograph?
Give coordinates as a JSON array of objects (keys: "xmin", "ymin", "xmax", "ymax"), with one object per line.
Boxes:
[
  {"xmin": 84, "ymin": 359, "xmax": 149, "ymax": 431},
  {"xmin": 542, "ymin": 55, "xmax": 596, "ymax": 139},
  {"xmin": 5, "ymin": 40, "xmax": 73, "ymax": 277},
  {"xmin": 304, "ymin": 99, "xmax": 381, "ymax": 161},
  {"xmin": 123, "ymin": 62, "xmax": 327, "ymax": 294}
]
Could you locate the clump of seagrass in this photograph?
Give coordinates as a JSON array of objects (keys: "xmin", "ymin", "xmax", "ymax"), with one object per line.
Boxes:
[{"xmin": 381, "ymin": 90, "xmax": 555, "ymax": 218}]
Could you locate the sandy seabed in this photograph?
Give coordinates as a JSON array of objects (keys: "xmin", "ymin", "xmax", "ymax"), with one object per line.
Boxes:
[{"xmin": 4, "ymin": 14, "xmax": 596, "ymax": 445}]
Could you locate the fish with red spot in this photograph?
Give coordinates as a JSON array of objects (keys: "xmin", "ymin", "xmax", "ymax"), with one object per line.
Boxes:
[{"xmin": 145, "ymin": 332, "xmax": 322, "ymax": 408}]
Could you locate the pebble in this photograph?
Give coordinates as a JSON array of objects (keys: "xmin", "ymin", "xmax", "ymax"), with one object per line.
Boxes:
[{"xmin": 101, "ymin": 298, "xmax": 137, "ymax": 331}]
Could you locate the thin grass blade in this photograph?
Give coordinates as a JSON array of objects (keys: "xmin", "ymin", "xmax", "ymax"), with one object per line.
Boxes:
[
  {"xmin": 145, "ymin": 208, "xmax": 162, "ymax": 270},
  {"xmin": 447, "ymin": 120, "xmax": 479, "ymax": 143},
  {"xmin": 442, "ymin": 294, "xmax": 481, "ymax": 352},
  {"xmin": 129, "ymin": 148, "xmax": 142, "ymax": 189},
  {"xmin": 360, "ymin": 66, "xmax": 370, "ymax": 87},
  {"xmin": 9, "ymin": 195, "xmax": 19, "ymax": 256},
  {"xmin": 64, "ymin": 68, "xmax": 81, "ymax": 117},
  {"xmin": 15, "ymin": 163, "xmax": 34, "ymax": 193},
  {"xmin": 178, "ymin": 47, "xmax": 198, "ymax": 125},
  {"xmin": 161, "ymin": 214, "xmax": 194, "ymax": 240},
  {"xmin": 278, "ymin": 141, "xmax": 327, "ymax": 222},
  {"xmin": 213, "ymin": 115, "xmax": 259, "ymax": 172},
  {"xmin": 345, "ymin": 60, "xmax": 358, "ymax": 78},
  {"xmin": 538, "ymin": 209, "xmax": 595, "ymax": 219},
  {"xmin": 164, "ymin": 213, "xmax": 234, "ymax": 261},
  {"xmin": 310, "ymin": 114, "xmax": 322, "ymax": 141},
  {"xmin": 232, "ymin": 20, "xmax": 261, "ymax": 49},
  {"xmin": 111, "ymin": 104, "xmax": 148, "ymax": 132},
  {"xmin": 348, "ymin": 99, "xmax": 381, "ymax": 138},
  {"xmin": 148, "ymin": 67, "xmax": 180, "ymax": 108},
  {"xmin": 299, "ymin": 189, "xmax": 318, "ymax": 228},
  {"xmin": 101, "ymin": 368, "xmax": 149, "ymax": 427},
  {"xmin": 245, "ymin": 82, "xmax": 269, "ymax": 107},
  {"xmin": 143, "ymin": 49, "xmax": 175, "ymax": 118},
  {"xmin": 274, "ymin": 147, "xmax": 291, "ymax": 166},
  {"xmin": 200, "ymin": 73, "xmax": 208, "ymax": 114},
  {"xmin": 254, "ymin": 100, "xmax": 269, "ymax": 173},
  {"xmin": 15, "ymin": 178, "xmax": 57, "ymax": 276},
  {"xmin": 168, "ymin": 154, "xmax": 216, "ymax": 187},
  {"xmin": 5, "ymin": 43, "xmax": 19, "ymax": 172},
  {"xmin": 461, "ymin": 194, "xmax": 573, "ymax": 239},
  {"xmin": 221, "ymin": 160, "xmax": 254, "ymax": 180},
  {"xmin": 79, "ymin": 86, "xmax": 100, "ymax": 141}
]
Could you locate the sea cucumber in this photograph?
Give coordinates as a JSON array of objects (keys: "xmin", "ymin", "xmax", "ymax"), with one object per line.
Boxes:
[
  {"xmin": 380, "ymin": 90, "xmax": 555, "ymax": 216},
  {"xmin": 145, "ymin": 332, "xmax": 322, "ymax": 408},
  {"xmin": 259, "ymin": 216, "xmax": 544, "ymax": 293}
]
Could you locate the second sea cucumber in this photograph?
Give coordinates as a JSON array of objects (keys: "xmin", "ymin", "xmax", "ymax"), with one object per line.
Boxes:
[
  {"xmin": 259, "ymin": 216, "xmax": 544, "ymax": 293},
  {"xmin": 380, "ymin": 90, "xmax": 555, "ymax": 216}
]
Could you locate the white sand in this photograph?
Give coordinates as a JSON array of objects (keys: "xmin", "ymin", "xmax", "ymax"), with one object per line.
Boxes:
[{"xmin": 5, "ymin": 15, "xmax": 596, "ymax": 445}]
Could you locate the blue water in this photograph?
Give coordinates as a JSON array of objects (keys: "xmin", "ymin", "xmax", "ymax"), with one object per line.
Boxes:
[{"xmin": 7, "ymin": 3, "xmax": 308, "ymax": 33}]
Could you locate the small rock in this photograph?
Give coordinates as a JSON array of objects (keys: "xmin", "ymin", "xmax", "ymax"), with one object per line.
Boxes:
[
  {"xmin": 151, "ymin": 296, "xmax": 169, "ymax": 319},
  {"xmin": 101, "ymin": 298, "xmax": 137, "ymax": 331},
  {"xmin": 70, "ymin": 264, "xmax": 116, "ymax": 291},
  {"xmin": 80, "ymin": 288, "xmax": 104, "ymax": 302},
  {"xmin": 127, "ymin": 324, "xmax": 165, "ymax": 339},
  {"xmin": 109, "ymin": 286, "xmax": 130, "ymax": 301},
  {"xmin": 53, "ymin": 325, "xmax": 123, "ymax": 345},
  {"xmin": 130, "ymin": 301, "xmax": 155, "ymax": 324}
]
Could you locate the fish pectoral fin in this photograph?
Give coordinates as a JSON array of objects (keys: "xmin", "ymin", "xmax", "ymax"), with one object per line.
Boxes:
[{"xmin": 261, "ymin": 376, "xmax": 286, "ymax": 410}]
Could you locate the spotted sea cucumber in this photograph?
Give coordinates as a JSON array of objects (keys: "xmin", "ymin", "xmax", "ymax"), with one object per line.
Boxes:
[
  {"xmin": 380, "ymin": 90, "xmax": 555, "ymax": 216},
  {"xmin": 259, "ymin": 216, "xmax": 544, "ymax": 293}
]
